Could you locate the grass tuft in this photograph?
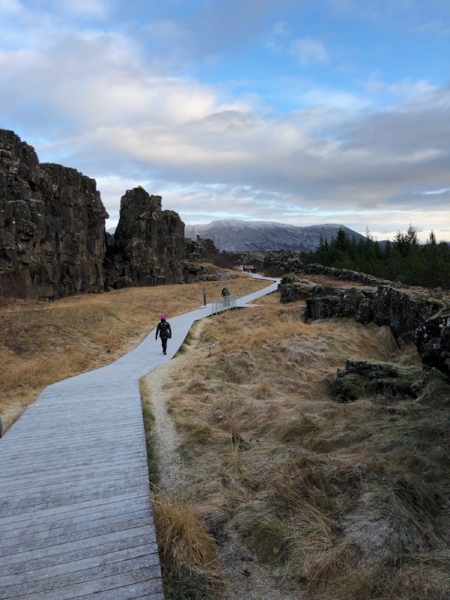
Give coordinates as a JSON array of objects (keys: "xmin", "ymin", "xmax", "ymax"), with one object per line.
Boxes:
[
  {"xmin": 152, "ymin": 494, "xmax": 221, "ymax": 600},
  {"xmin": 140, "ymin": 378, "xmax": 159, "ymax": 487}
]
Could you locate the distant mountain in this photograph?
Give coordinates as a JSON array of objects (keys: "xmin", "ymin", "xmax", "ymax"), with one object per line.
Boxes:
[
  {"xmin": 106, "ymin": 227, "xmax": 116, "ymax": 234},
  {"xmin": 185, "ymin": 219, "xmax": 365, "ymax": 252}
]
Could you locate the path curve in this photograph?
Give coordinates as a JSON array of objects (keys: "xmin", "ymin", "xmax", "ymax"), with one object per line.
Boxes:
[{"xmin": 0, "ymin": 275, "xmax": 279, "ymax": 600}]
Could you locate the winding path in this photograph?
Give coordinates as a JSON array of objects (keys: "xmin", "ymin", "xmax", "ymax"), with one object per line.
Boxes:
[{"xmin": 0, "ymin": 276, "xmax": 278, "ymax": 600}]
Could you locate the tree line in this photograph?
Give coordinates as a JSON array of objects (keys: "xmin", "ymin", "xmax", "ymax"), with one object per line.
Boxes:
[{"xmin": 302, "ymin": 226, "xmax": 450, "ymax": 289}]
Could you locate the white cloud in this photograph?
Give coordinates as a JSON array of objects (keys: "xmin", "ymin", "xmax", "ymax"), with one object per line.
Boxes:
[
  {"xmin": 0, "ymin": 0, "xmax": 22, "ymax": 15},
  {"xmin": 1, "ymin": 8, "xmax": 449, "ymax": 242},
  {"xmin": 364, "ymin": 73, "xmax": 385, "ymax": 95},
  {"xmin": 301, "ymin": 88, "xmax": 367, "ymax": 110},
  {"xmin": 58, "ymin": 0, "xmax": 109, "ymax": 17},
  {"xmin": 388, "ymin": 79, "xmax": 437, "ymax": 102},
  {"xmin": 290, "ymin": 37, "xmax": 329, "ymax": 65}
]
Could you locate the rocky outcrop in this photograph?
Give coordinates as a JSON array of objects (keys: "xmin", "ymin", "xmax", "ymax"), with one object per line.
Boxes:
[
  {"xmin": 300, "ymin": 282, "xmax": 450, "ymax": 378},
  {"xmin": 262, "ymin": 250, "xmax": 304, "ymax": 275},
  {"xmin": 336, "ymin": 360, "xmax": 422, "ymax": 402},
  {"xmin": 278, "ymin": 276, "xmax": 316, "ymax": 304},
  {"xmin": 104, "ymin": 187, "xmax": 186, "ymax": 288},
  {"xmin": 370, "ymin": 287, "xmax": 443, "ymax": 344},
  {"xmin": 182, "ymin": 263, "xmax": 216, "ymax": 284},
  {"xmin": 0, "ymin": 130, "xmax": 108, "ymax": 298},
  {"xmin": 304, "ymin": 285, "xmax": 444, "ymax": 346},
  {"xmin": 414, "ymin": 315, "xmax": 450, "ymax": 377},
  {"xmin": 0, "ymin": 130, "xmax": 220, "ymax": 297},
  {"xmin": 304, "ymin": 287, "xmax": 374, "ymax": 322},
  {"xmin": 185, "ymin": 236, "xmax": 218, "ymax": 262}
]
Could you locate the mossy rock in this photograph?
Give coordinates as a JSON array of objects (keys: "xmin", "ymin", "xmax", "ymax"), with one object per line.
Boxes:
[{"xmin": 336, "ymin": 360, "xmax": 422, "ymax": 402}]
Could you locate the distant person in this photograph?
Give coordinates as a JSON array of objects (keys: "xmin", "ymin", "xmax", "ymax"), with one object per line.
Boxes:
[
  {"xmin": 156, "ymin": 315, "xmax": 172, "ymax": 355},
  {"xmin": 221, "ymin": 286, "xmax": 230, "ymax": 307}
]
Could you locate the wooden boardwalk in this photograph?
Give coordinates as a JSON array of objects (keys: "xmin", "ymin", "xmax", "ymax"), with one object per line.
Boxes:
[{"xmin": 0, "ymin": 277, "xmax": 279, "ymax": 599}]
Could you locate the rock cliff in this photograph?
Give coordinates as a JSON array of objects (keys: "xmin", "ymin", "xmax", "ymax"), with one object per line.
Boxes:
[
  {"xmin": 1, "ymin": 130, "xmax": 221, "ymax": 297},
  {"xmin": 0, "ymin": 130, "xmax": 108, "ymax": 298}
]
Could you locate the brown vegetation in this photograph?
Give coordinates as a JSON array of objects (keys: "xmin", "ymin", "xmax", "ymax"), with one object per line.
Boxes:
[
  {"xmin": 0, "ymin": 268, "xmax": 268, "ymax": 432},
  {"xmin": 153, "ymin": 292, "xmax": 450, "ymax": 599}
]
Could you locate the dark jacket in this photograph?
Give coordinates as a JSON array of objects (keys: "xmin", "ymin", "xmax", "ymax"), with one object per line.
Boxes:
[{"xmin": 156, "ymin": 321, "xmax": 172, "ymax": 339}]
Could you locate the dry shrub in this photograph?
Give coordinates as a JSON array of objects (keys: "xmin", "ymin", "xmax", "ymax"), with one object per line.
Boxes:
[
  {"xmin": 274, "ymin": 413, "xmax": 319, "ymax": 443},
  {"xmin": 153, "ymin": 495, "xmax": 219, "ymax": 575},
  {"xmin": 252, "ymin": 382, "xmax": 274, "ymax": 399}
]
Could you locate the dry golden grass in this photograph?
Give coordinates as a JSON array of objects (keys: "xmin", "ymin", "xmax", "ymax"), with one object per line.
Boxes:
[
  {"xmin": 0, "ymin": 268, "xmax": 268, "ymax": 431},
  {"xmin": 152, "ymin": 493, "xmax": 222, "ymax": 600},
  {"xmin": 157, "ymin": 295, "xmax": 450, "ymax": 599},
  {"xmin": 153, "ymin": 494, "xmax": 219, "ymax": 575}
]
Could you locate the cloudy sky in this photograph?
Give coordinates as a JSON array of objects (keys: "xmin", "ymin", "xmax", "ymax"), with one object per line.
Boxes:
[{"xmin": 1, "ymin": 0, "xmax": 449, "ymax": 241}]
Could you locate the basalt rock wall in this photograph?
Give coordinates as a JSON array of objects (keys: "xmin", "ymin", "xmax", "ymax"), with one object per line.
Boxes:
[
  {"xmin": 303, "ymin": 285, "xmax": 444, "ymax": 346},
  {"xmin": 1, "ymin": 130, "xmax": 219, "ymax": 297},
  {"xmin": 104, "ymin": 187, "xmax": 186, "ymax": 288},
  {"xmin": 297, "ymin": 280, "xmax": 450, "ymax": 377},
  {"xmin": 0, "ymin": 130, "xmax": 108, "ymax": 298}
]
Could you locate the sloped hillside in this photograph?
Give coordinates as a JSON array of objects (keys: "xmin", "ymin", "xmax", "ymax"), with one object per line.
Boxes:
[{"xmin": 185, "ymin": 219, "xmax": 364, "ymax": 252}]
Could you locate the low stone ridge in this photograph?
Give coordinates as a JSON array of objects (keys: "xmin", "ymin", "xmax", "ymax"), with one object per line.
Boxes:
[
  {"xmin": 302, "ymin": 263, "xmax": 382, "ymax": 286},
  {"xmin": 296, "ymin": 281, "xmax": 450, "ymax": 378},
  {"xmin": 336, "ymin": 360, "xmax": 422, "ymax": 402},
  {"xmin": 303, "ymin": 285, "xmax": 444, "ymax": 346},
  {"xmin": 1, "ymin": 130, "xmax": 220, "ymax": 297},
  {"xmin": 0, "ymin": 129, "xmax": 108, "ymax": 298}
]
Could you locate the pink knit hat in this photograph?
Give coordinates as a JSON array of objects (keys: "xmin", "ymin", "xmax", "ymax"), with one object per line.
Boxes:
[{"xmin": 161, "ymin": 315, "xmax": 166, "ymax": 320}]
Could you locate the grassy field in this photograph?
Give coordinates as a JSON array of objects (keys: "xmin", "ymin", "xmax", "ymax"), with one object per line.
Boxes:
[
  {"xmin": 0, "ymin": 268, "xmax": 268, "ymax": 432},
  {"xmin": 150, "ymin": 291, "xmax": 450, "ymax": 599}
]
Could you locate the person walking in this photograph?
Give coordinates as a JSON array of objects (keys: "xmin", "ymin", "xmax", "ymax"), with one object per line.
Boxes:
[
  {"xmin": 221, "ymin": 286, "xmax": 230, "ymax": 308},
  {"xmin": 156, "ymin": 315, "xmax": 172, "ymax": 355}
]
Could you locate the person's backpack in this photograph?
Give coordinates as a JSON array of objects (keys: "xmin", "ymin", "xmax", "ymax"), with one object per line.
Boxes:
[{"xmin": 160, "ymin": 321, "xmax": 171, "ymax": 338}]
